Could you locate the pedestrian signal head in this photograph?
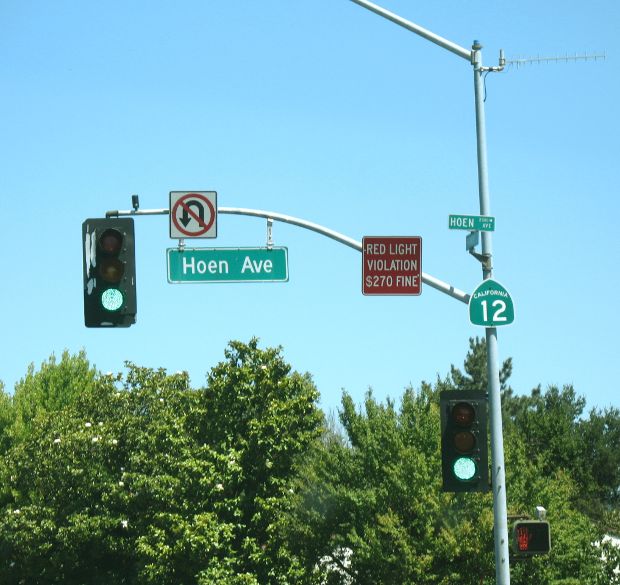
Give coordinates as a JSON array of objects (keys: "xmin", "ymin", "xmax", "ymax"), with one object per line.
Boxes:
[{"xmin": 512, "ymin": 521, "xmax": 551, "ymax": 555}]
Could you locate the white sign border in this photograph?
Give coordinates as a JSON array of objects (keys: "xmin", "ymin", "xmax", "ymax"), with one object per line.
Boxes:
[{"xmin": 169, "ymin": 191, "xmax": 218, "ymax": 239}]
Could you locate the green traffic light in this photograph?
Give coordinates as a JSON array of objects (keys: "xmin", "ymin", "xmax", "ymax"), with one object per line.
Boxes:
[
  {"xmin": 83, "ymin": 218, "xmax": 137, "ymax": 328},
  {"xmin": 453, "ymin": 456, "xmax": 477, "ymax": 481},
  {"xmin": 101, "ymin": 288, "xmax": 124, "ymax": 312},
  {"xmin": 440, "ymin": 390, "xmax": 489, "ymax": 492}
]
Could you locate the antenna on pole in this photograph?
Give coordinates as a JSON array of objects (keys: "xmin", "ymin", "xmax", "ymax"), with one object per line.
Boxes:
[{"xmin": 504, "ymin": 51, "xmax": 606, "ymax": 68}]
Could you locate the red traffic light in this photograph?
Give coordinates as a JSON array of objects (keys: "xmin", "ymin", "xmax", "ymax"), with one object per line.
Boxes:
[
  {"xmin": 98, "ymin": 228, "xmax": 124, "ymax": 255},
  {"xmin": 451, "ymin": 402, "xmax": 477, "ymax": 454},
  {"xmin": 451, "ymin": 402, "xmax": 476, "ymax": 426}
]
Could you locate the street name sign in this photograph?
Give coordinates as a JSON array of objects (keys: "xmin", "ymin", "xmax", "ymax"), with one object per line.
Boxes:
[
  {"xmin": 362, "ymin": 236, "xmax": 422, "ymax": 295},
  {"xmin": 469, "ymin": 279, "xmax": 514, "ymax": 327},
  {"xmin": 167, "ymin": 247, "xmax": 288, "ymax": 283},
  {"xmin": 449, "ymin": 214, "xmax": 495, "ymax": 232},
  {"xmin": 170, "ymin": 191, "xmax": 218, "ymax": 239}
]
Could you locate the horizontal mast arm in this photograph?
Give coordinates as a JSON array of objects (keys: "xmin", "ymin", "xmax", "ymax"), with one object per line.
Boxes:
[{"xmin": 105, "ymin": 205, "xmax": 470, "ymax": 304}]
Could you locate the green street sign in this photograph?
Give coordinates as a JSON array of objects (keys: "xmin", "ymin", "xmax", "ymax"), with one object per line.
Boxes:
[
  {"xmin": 167, "ymin": 247, "xmax": 288, "ymax": 283},
  {"xmin": 449, "ymin": 214, "xmax": 495, "ymax": 232},
  {"xmin": 469, "ymin": 279, "xmax": 514, "ymax": 327}
]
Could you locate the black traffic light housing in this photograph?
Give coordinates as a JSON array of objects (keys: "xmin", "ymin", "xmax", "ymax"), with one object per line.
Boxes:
[
  {"xmin": 440, "ymin": 389, "xmax": 489, "ymax": 492},
  {"xmin": 82, "ymin": 217, "xmax": 137, "ymax": 327},
  {"xmin": 512, "ymin": 520, "xmax": 551, "ymax": 555}
]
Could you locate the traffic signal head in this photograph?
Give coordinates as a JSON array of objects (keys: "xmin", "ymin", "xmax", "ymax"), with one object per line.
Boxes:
[
  {"xmin": 82, "ymin": 218, "xmax": 137, "ymax": 327},
  {"xmin": 440, "ymin": 390, "xmax": 489, "ymax": 492},
  {"xmin": 512, "ymin": 521, "xmax": 551, "ymax": 555}
]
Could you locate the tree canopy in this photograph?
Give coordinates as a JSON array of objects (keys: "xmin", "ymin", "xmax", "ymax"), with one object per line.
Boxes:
[
  {"xmin": 0, "ymin": 339, "xmax": 617, "ymax": 584},
  {"xmin": 0, "ymin": 341, "xmax": 321, "ymax": 584}
]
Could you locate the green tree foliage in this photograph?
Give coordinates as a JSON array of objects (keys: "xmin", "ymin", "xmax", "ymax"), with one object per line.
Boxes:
[
  {"xmin": 442, "ymin": 338, "xmax": 620, "ymax": 584},
  {"xmin": 197, "ymin": 339, "xmax": 323, "ymax": 582},
  {"xmin": 287, "ymin": 385, "xmax": 495, "ymax": 585},
  {"xmin": 0, "ymin": 340, "xmax": 321, "ymax": 584},
  {"xmin": 503, "ymin": 383, "xmax": 620, "ymax": 528},
  {"xmin": 13, "ymin": 350, "xmax": 97, "ymax": 426},
  {"xmin": 439, "ymin": 336, "xmax": 513, "ymax": 395},
  {"xmin": 0, "ymin": 384, "xmax": 12, "ymax": 454},
  {"xmin": 446, "ymin": 338, "xmax": 619, "ymax": 526},
  {"xmin": 0, "ymin": 350, "xmax": 97, "ymax": 452},
  {"xmin": 288, "ymin": 338, "xmax": 619, "ymax": 585},
  {"xmin": 0, "ymin": 339, "xmax": 618, "ymax": 583}
]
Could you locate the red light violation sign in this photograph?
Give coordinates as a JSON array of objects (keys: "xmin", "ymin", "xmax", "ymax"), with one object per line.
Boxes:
[{"xmin": 362, "ymin": 236, "xmax": 422, "ymax": 295}]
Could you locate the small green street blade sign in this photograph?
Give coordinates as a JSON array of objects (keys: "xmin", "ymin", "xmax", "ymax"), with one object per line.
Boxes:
[
  {"xmin": 469, "ymin": 279, "xmax": 514, "ymax": 327},
  {"xmin": 449, "ymin": 214, "xmax": 495, "ymax": 232},
  {"xmin": 167, "ymin": 247, "xmax": 288, "ymax": 283}
]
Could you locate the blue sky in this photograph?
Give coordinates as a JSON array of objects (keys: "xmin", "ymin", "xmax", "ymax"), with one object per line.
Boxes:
[{"xmin": 1, "ymin": 0, "xmax": 618, "ymax": 414}]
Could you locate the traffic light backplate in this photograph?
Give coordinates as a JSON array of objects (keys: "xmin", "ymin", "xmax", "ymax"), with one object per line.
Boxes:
[
  {"xmin": 440, "ymin": 389, "xmax": 489, "ymax": 492},
  {"xmin": 82, "ymin": 217, "xmax": 137, "ymax": 327}
]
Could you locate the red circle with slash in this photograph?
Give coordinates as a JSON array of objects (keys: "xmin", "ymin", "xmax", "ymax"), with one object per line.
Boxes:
[{"xmin": 171, "ymin": 193, "xmax": 216, "ymax": 237}]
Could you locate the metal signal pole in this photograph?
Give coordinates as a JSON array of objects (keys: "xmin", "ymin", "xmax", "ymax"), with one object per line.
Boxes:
[{"xmin": 349, "ymin": 2, "xmax": 510, "ymax": 583}]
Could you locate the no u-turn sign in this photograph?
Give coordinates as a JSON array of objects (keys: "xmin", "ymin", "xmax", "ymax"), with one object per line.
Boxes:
[{"xmin": 169, "ymin": 191, "xmax": 218, "ymax": 239}]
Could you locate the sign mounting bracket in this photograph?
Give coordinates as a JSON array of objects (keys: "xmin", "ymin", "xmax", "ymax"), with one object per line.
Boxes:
[
  {"xmin": 469, "ymin": 249, "xmax": 492, "ymax": 271},
  {"xmin": 266, "ymin": 218, "xmax": 274, "ymax": 250}
]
